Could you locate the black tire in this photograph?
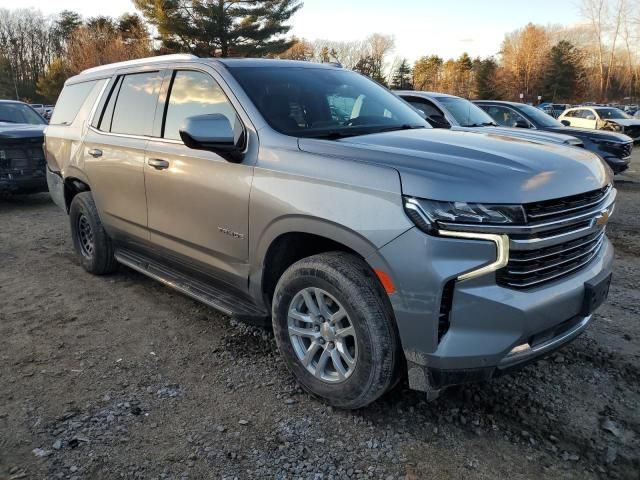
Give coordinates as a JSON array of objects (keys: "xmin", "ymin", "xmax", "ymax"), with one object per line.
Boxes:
[
  {"xmin": 69, "ymin": 192, "xmax": 117, "ymax": 275},
  {"xmin": 272, "ymin": 252, "xmax": 400, "ymax": 409}
]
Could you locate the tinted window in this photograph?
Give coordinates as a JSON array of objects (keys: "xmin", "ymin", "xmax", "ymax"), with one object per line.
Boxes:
[
  {"xmin": 435, "ymin": 96, "xmax": 495, "ymax": 127},
  {"xmin": 596, "ymin": 108, "xmax": 631, "ymax": 120},
  {"xmin": 482, "ymin": 105, "xmax": 527, "ymax": 127},
  {"xmin": 0, "ymin": 102, "xmax": 46, "ymax": 125},
  {"xmin": 96, "ymin": 76, "xmax": 123, "ymax": 131},
  {"xmin": 110, "ymin": 72, "xmax": 162, "ymax": 136},
  {"xmin": 49, "ymin": 81, "xmax": 98, "ymax": 125},
  {"xmin": 229, "ymin": 66, "xmax": 428, "ymax": 138},
  {"xmin": 517, "ymin": 104, "xmax": 563, "ymax": 127},
  {"xmin": 163, "ymin": 70, "xmax": 240, "ymax": 141},
  {"xmin": 404, "ymin": 98, "xmax": 443, "ymax": 118}
]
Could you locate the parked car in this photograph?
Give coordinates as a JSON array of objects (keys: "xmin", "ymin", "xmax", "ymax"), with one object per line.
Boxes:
[
  {"xmin": 46, "ymin": 55, "xmax": 615, "ymax": 408},
  {"xmin": 396, "ymin": 91, "xmax": 584, "ymax": 148},
  {"xmin": 538, "ymin": 103, "xmax": 569, "ymax": 118},
  {"xmin": 558, "ymin": 106, "xmax": 640, "ymax": 143},
  {"xmin": 475, "ymin": 100, "xmax": 633, "ymax": 174},
  {"xmin": 0, "ymin": 100, "xmax": 48, "ymax": 197}
]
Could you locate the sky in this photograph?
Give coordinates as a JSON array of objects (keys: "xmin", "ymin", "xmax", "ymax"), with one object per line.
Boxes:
[{"xmin": 0, "ymin": 0, "xmax": 583, "ymax": 61}]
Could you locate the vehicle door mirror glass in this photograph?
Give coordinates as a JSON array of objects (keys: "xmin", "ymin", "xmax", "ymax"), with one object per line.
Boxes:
[
  {"xmin": 513, "ymin": 119, "xmax": 530, "ymax": 128},
  {"xmin": 179, "ymin": 114, "xmax": 243, "ymax": 160},
  {"xmin": 428, "ymin": 114, "xmax": 451, "ymax": 129},
  {"xmin": 561, "ymin": 119, "xmax": 570, "ymax": 126}
]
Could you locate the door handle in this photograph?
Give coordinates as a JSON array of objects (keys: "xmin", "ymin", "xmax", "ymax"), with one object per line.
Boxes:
[
  {"xmin": 148, "ymin": 158, "xmax": 170, "ymax": 170},
  {"xmin": 88, "ymin": 148, "xmax": 102, "ymax": 158}
]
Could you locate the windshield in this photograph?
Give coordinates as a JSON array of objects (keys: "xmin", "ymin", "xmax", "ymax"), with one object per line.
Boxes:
[
  {"xmin": 435, "ymin": 96, "xmax": 495, "ymax": 127},
  {"xmin": 0, "ymin": 102, "xmax": 46, "ymax": 125},
  {"xmin": 518, "ymin": 104, "xmax": 563, "ymax": 127},
  {"xmin": 228, "ymin": 66, "xmax": 429, "ymax": 138},
  {"xmin": 596, "ymin": 108, "xmax": 631, "ymax": 120}
]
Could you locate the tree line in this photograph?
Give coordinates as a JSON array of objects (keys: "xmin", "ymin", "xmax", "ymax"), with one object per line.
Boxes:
[{"xmin": 0, "ymin": 0, "xmax": 638, "ymax": 104}]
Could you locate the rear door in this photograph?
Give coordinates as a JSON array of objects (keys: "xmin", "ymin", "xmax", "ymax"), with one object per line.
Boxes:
[
  {"xmin": 143, "ymin": 66, "xmax": 254, "ymax": 289},
  {"xmin": 83, "ymin": 70, "xmax": 164, "ymax": 242}
]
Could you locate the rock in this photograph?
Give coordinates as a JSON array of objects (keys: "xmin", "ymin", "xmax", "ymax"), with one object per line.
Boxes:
[
  {"xmin": 32, "ymin": 448, "xmax": 51, "ymax": 458},
  {"xmin": 52, "ymin": 439, "xmax": 62, "ymax": 450},
  {"xmin": 216, "ymin": 425, "xmax": 226, "ymax": 432},
  {"xmin": 605, "ymin": 447, "xmax": 617, "ymax": 464},
  {"xmin": 238, "ymin": 420, "xmax": 249, "ymax": 425},
  {"xmin": 70, "ymin": 466, "xmax": 78, "ymax": 473},
  {"xmin": 284, "ymin": 398, "xmax": 296, "ymax": 405},
  {"xmin": 600, "ymin": 418, "xmax": 622, "ymax": 438}
]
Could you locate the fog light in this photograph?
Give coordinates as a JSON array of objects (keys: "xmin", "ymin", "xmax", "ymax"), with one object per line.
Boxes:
[{"xmin": 510, "ymin": 343, "xmax": 531, "ymax": 354}]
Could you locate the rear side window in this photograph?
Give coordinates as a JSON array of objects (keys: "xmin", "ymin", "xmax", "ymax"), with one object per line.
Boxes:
[
  {"xmin": 162, "ymin": 70, "xmax": 240, "ymax": 141},
  {"xmin": 50, "ymin": 80, "xmax": 98, "ymax": 125},
  {"xmin": 105, "ymin": 72, "xmax": 163, "ymax": 136}
]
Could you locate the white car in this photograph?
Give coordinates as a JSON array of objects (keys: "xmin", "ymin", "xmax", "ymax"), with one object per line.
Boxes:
[{"xmin": 559, "ymin": 106, "xmax": 640, "ymax": 142}]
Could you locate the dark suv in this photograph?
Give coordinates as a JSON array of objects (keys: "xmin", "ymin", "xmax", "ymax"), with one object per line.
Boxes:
[{"xmin": 475, "ymin": 100, "xmax": 633, "ymax": 174}]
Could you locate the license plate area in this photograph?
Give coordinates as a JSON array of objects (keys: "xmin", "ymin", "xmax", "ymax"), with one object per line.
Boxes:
[{"xmin": 581, "ymin": 272, "xmax": 612, "ymax": 316}]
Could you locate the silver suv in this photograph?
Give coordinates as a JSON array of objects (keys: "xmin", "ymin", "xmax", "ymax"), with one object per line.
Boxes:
[{"xmin": 45, "ymin": 55, "xmax": 615, "ymax": 408}]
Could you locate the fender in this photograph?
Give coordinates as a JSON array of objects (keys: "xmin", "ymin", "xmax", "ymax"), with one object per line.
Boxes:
[{"xmin": 248, "ymin": 214, "xmax": 411, "ymax": 305}]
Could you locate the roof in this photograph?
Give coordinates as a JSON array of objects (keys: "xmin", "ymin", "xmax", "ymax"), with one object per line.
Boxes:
[
  {"xmin": 66, "ymin": 55, "xmax": 344, "ymax": 85},
  {"xmin": 0, "ymin": 99, "xmax": 28, "ymax": 105},
  {"xmin": 395, "ymin": 90, "xmax": 458, "ymax": 99}
]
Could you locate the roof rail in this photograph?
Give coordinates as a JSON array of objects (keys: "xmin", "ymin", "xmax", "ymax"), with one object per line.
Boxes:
[{"xmin": 81, "ymin": 54, "xmax": 199, "ymax": 75}]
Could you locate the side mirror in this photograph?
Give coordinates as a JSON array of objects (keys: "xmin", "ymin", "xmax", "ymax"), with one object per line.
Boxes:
[
  {"xmin": 428, "ymin": 114, "xmax": 451, "ymax": 129},
  {"xmin": 561, "ymin": 119, "xmax": 570, "ymax": 126},
  {"xmin": 179, "ymin": 114, "xmax": 244, "ymax": 161},
  {"xmin": 513, "ymin": 119, "xmax": 530, "ymax": 128}
]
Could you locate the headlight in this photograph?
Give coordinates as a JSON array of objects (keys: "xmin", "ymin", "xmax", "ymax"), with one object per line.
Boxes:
[{"xmin": 404, "ymin": 197, "xmax": 525, "ymax": 234}]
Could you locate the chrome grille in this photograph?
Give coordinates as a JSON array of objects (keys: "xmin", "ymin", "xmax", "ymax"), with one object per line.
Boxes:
[
  {"xmin": 524, "ymin": 185, "xmax": 610, "ymax": 222},
  {"xmin": 498, "ymin": 186, "xmax": 614, "ymax": 289},
  {"xmin": 497, "ymin": 230, "xmax": 606, "ymax": 288}
]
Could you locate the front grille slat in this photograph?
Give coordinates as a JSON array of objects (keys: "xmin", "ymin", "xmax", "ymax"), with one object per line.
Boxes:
[
  {"xmin": 495, "ymin": 186, "xmax": 613, "ymax": 289},
  {"xmin": 525, "ymin": 185, "xmax": 610, "ymax": 221},
  {"xmin": 505, "ymin": 234, "xmax": 604, "ymax": 276}
]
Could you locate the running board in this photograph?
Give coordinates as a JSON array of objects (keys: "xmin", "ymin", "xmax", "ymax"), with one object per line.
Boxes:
[{"xmin": 114, "ymin": 249, "xmax": 269, "ymax": 321}]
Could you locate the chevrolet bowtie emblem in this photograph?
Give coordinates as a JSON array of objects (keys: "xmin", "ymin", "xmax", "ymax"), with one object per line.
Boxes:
[{"xmin": 595, "ymin": 210, "xmax": 610, "ymax": 226}]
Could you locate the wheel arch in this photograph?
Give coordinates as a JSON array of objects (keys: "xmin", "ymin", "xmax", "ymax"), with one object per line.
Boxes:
[{"xmin": 250, "ymin": 215, "xmax": 385, "ymax": 308}]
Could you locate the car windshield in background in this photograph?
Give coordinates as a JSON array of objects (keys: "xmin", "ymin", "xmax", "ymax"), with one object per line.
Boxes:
[
  {"xmin": 0, "ymin": 102, "xmax": 46, "ymax": 125},
  {"xmin": 597, "ymin": 108, "xmax": 632, "ymax": 120},
  {"xmin": 519, "ymin": 104, "xmax": 564, "ymax": 127},
  {"xmin": 435, "ymin": 97, "xmax": 495, "ymax": 127},
  {"xmin": 228, "ymin": 66, "xmax": 429, "ymax": 138}
]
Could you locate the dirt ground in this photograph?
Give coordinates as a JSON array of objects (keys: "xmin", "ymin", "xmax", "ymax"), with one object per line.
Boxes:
[{"xmin": 1, "ymin": 151, "xmax": 639, "ymax": 480}]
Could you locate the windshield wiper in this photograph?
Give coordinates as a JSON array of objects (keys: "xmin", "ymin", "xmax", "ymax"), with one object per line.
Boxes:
[
  {"xmin": 302, "ymin": 124, "xmax": 426, "ymax": 140},
  {"xmin": 462, "ymin": 122, "xmax": 496, "ymax": 127},
  {"xmin": 375, "ymin": 124, "xmax": 426, "ymax": 133}
]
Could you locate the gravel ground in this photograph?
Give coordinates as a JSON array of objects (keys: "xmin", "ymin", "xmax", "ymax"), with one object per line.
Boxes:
[{"xmin": 1, "ymin": 152, "xmax": 639, "ymax": 480}]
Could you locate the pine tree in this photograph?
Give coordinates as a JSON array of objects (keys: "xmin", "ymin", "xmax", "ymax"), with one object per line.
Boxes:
[
  {"xmin": 133, "ymin": 0, "xmax": 302, "ymax": 57},
  {"xmin": 475, "ymin": 57, "xmax": 500, "ymax": 99},
  {"xmin": 542, "ymin": 41, "xmax": 583, "ymax": 102},
  {"xmin": 390, "ymin": 59, "xmax": 413, "ymax": 90}
]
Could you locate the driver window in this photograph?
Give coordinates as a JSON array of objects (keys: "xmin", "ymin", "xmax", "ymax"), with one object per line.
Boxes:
[
  {"xmin": 405, "ymin": 98, "xmax": 442, "ymax": 118},
  {"xmin": 485, "ymin": 106, "xmax": 525, "ymax": 127},
  {"xmin": 163, "ymin": 70, "xmax": 241, "ymax": 141}
]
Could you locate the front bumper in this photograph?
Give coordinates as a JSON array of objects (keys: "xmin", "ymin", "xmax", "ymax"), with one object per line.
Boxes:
[
  {"xmin": 372, "ymin": 226, "xmax": 614, "ymax": 392},
  {"xmin": 0, "ymin": 168, "xmax": 47, "ymax": 194}
]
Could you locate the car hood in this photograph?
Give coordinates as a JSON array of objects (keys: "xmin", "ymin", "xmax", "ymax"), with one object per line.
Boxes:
[
  {"xmin": 0, "ymin": 122, "xmax": 46, "ymax": 140},
  {"xmin": 298, "ymin": 128, "xmax": 610, "ymax": 204},
  {"xmin": 604, "ymin": 119, "xmax": 640, "ymax": 127},
  {"xmin": 542, "ymin": 126, "xmax": 632, "ymax": 143},
  {"xmin": 451, "ymin": 125, "xmax": 581, "ymax": 145}
]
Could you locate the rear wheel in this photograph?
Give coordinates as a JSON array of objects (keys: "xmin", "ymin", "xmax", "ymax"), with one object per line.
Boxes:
[
  {"xmin": 272, "ymin": 252, "xmax": 400, "ymax": 409},
  {"xmin": 69, "ymin": 192, "xmax": 117, "ymax": 275}
]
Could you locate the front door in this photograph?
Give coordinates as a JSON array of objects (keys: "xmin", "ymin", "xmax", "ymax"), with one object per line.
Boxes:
[{"xmin": 143, "ymin": 68, "xmax": 253, "ymax": 290}]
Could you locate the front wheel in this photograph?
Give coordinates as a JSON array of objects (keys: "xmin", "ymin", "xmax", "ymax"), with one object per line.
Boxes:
[{"xmin": 272, "ymin": 252, "xmax": 400, "ymax": 409}]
